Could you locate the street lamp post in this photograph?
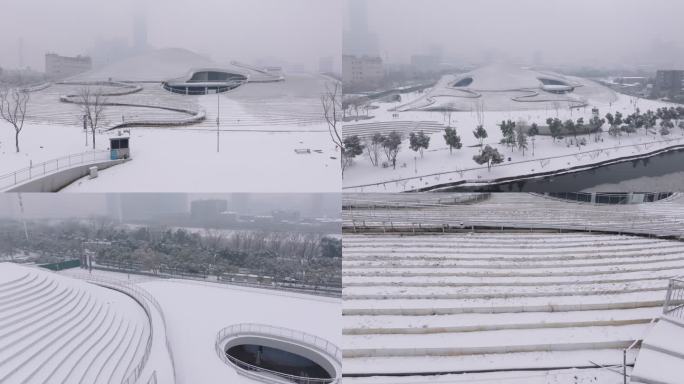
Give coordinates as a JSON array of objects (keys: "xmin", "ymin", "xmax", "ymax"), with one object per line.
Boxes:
[
  {"xmin": 216, "ymin": 92, "xmax": 220, "ymax": 153},
  {"xmin": 83, "ymin": 114, "xmax": 88, "ymax": 146}
]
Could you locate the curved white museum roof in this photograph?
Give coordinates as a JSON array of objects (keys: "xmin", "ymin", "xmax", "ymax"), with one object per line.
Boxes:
[
  {"xmin": 396, "ymin": 64, "xmax": 616, "ymax": 112},
  {"xmin": 0, "ymin": 263, "xmax": 150, "ymax": 384},
  {"xmin": 0, "ymin": 263, "xmax": 340, "ymax": 384},
  {"xmin": 450, "ymin": 64, "xmax": 578, "ymax": 91},
  {"xmin": 71, "ymin": 48, "xmax": 283, "ymax": 83}
]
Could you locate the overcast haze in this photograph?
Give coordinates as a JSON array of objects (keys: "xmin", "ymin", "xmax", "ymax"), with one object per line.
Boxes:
[
  {"xmin": 0, "ymin": 194, "xmax": 341, "ymax": 219},
  {"xmin": 0, "ymin": 0, "xmax": 340, "ymax": 71},
  {"xmin": 344, "ymin": 0, "xmax": 684, "ymax": 69}
]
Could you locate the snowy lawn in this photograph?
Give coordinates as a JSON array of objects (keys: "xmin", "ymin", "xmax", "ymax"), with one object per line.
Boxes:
[
  {"xmin": 0, "ymin": 121, "xmax": 340, "ymax": 192},
  {"xmin": 343, "ymin": 91, "xmax": 683, "ymax": 191}
]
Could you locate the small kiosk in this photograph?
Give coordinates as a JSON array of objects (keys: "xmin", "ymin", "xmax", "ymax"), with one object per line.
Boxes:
[{"xmin": 109, "ymin": 137, "xmax": 130, "ymax": 160}]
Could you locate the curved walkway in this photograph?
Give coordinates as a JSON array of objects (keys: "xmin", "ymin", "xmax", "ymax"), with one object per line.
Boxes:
[{"xmin": 58, "ymin": 81, "xmax": 206, "ymax": 130}]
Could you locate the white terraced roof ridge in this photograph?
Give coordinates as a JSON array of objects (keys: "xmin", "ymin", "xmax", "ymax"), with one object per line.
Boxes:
[
  {"xmin": 0, "ymin": 263, "xmax": 150, "ymax": 384},
  {"xmin": 342, "ymin": 229, "xmax": 677, "ymax": 379}
]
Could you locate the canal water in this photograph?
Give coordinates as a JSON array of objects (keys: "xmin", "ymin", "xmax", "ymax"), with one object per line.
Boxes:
[{"xmin": 443, "ymin": 148, "xmax": 684, "ymax": 192}]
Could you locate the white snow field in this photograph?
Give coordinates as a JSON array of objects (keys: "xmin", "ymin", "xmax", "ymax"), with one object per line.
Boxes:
[
  {"xmin": 57, "ymin": 267, "xmax": 342, "ymax": 384},
  {"xmin": 0, "ymin": 262, "xmax": 160, "ymax": 384},
  {"xmin": 0, "ymin": 48, "xmax": 340, "ymax": 192},
  {"xmin": 341, "ymin": 193, "xmax": 684, "ymax": 384},
  {"xmin": 342, "ymin": 66, "xmax": 682, "ymax": 192}
]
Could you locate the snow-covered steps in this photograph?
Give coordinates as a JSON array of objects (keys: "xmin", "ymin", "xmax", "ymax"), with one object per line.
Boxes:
[
  {"xmin": 344, "ymin": 324, "xmax": 648, "ymax": 358},
  {"xmin": 342, "ymin": 367, "xmax": 630, "ymax": 384},
  {"xmin": 631, "ymin": 318, "xmax": 684, "ymax": 384},
  {"xmin": 342, "ymin": 232, "xmax": 674, "ymax": 377},
  {"xmin": 344, "ymin": 308, "xmax": 657, "ymax": 335},
  {"xmin": 342, "ymin": 121, "xmax": 446, "ymax": 139},
  {"xmin": 343, "ymin": 193, "xmax": 684, "ymax": 238},
  {"xmin": 0, "ymin": 263, "xmax": 151, "ymax": 384},
  {"xmin": 343, "ymin": 349, "xmax": 638, "ymax": 376}
]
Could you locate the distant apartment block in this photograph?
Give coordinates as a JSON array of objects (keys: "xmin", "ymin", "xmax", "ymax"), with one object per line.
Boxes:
[
  {"xmin": 654, "ymin": 70, "xmax": 684, "ymax": 99},
  {"xmin": 342, "ymin": 55, "xmax": 384, "ymax": 90},
  {"xmin": 45, "ymin": 53, "xmax": 92, "ymax": 79}
]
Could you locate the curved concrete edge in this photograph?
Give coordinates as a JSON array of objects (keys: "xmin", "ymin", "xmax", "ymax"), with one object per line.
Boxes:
[
  {"xmin": 343, "ymin": 318, "xmax": 652, "ymax": 335},
  {"xmin": 216, "ymin": 324, "xmax": 342, "ymax": 384},
  {"xmin": 4, "ymin": 159, "xmax": 128, "ymax": 193},
  {"xmin": 56, "ymin": 81, "xmax": 205, "ymax": 130},
  {"xmin": 223, "ymin": 335, "xmax": 339, "ymax": 380},
  {"xmin": 21, "ymin": 82, "xmax": 53, "ymax": 92},
  {"xmin": 57, "ymin": 80, "xmax": 144, "ymax": 97},
  {"xmin": 342, "ymin": 285, "xmax": 666, "ymax": 301},
  {"xmin": 343, "ymin": 340, "xmax": 635, "ymax": 358},
  {"xmin": 342, "ymin": 300, "xmax": 664, "ymax": 316},
  {"xmin": 88, "ymin": 281, "xmax": 154, "ymax": 384}
]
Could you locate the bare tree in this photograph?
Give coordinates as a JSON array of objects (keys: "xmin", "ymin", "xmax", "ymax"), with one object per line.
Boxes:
[
  {"xmin": 0, "ymin": 87, "xmax": 30, "ymax": 152},
  {"xmin": 321, "ymin": 81, "xmax": 345, "ymax": 177},
  {"xmin": 78, "ymin": 87, "xmax": 108, "ymax": 149}
]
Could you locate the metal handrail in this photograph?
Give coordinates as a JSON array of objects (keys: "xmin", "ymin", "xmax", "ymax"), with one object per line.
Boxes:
[
  {"xmin": 80, "ymin": 274, "xmax": 177, "ymax": 384},
  {"xmin": 215, "ymin": 323, "xmax": 341, "ymax": 384},
  {"xmin": 86, "ymin": 279, "xmax": 154, "ymax": 384},
  {"xmin": 0, "ymin": 150, "xmax": 111, "ymax": 190},
  {"xmin": 663, "ymin": 277, "xmax": 684, "ymax": 319}
]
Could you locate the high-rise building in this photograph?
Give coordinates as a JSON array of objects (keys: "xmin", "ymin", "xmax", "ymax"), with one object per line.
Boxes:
[
  {"xmin": 654, "ymin": 70, "xmax": 684, "ymax": 99},
  {"xmin": 342, "ymin": 55, "xmax": 384, "ymax": 90},
  {"xmin": 343, "ymin": 0, "xmax": 379, "ymax": 56}
]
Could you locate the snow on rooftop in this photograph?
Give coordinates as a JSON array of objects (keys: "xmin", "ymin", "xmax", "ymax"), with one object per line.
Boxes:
[
  {"xmin": 55, "ymin": 267, "xmax": 341, "ymax": 384},
  {"xmin": 0, "ymin": 263, "xmax": 151, "ymax": 384},
  {"xmin": 454, "ymin": 64, "xmax": 572, "ymax": 91},
  {"xmin": 341, "ymin": 231, "xmax": 675, "ymax": 382},
  {"xmin": 73, "ymin": 48, "xmax": 218, "ymax": 82}
]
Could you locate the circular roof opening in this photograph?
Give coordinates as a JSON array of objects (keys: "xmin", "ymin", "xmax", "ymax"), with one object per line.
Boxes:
[
  {"xmin": 216, "ymin": 324, "xmax": 341, "ymax": 383},
  {"xmin": 162, "ymin": 69, "xmax": 248, "ymax": 95},
  {"xmin": 452, "ymin": 77, "xmax": 473, "ymax": 87}
]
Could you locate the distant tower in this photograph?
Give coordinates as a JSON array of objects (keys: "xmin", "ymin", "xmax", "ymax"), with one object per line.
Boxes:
[
  {"xmin": 344, "ymin": 0, "xmax": 379, "ymax": 56},
  {"xmin": 106, "ymin": 194, "xmax": 123, "ymax": 223},
  {"xmin": 348, "ymin": 0, "xmax": 369, "ymax": 35},
  {"xmin": 133, "ymin": 14, "xmax": 148, "ymax": 52}
]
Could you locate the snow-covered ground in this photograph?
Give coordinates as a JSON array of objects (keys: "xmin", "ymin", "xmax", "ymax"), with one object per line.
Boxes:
[
  {"xmin": 58, "ymin": 267, "xmax": 341, "ymax": 384},
  {"xmin": 342, "ymin": 76, "xmax": 682, "ymax": 192},
  {"xmin": 0, "ymin": 73, "xmax": 340, "ymax": 192}
]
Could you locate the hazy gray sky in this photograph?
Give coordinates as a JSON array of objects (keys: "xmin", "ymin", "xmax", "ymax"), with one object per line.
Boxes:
[
  {"xmin": 0, "ymin": 193, "xmax": 340, "ymax": 219},
  {"xmin": 344, "ymin": 0, "xmax": 684, "ymax": 69},
  {"xmin": 0, "ymin": 0, "xmax": 341, "ymax": 71}
]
